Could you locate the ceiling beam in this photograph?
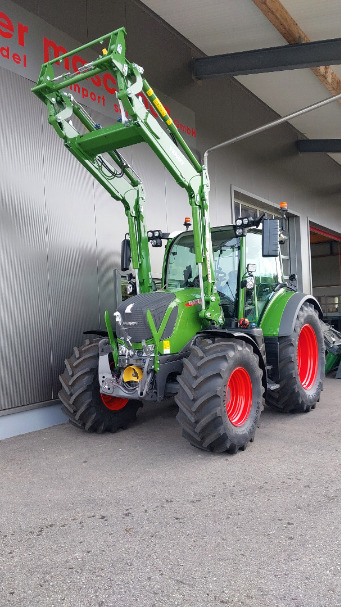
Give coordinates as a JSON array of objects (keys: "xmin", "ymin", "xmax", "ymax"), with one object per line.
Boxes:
[
  {"xmin": 193, "ymin": 38, "xmax": 341, "ymax": 78},
  {"xmin": 297, "ymin": 139, "xmax": 341, "ymax": 153},
  {"xmin": 252, "ymin": 0, "xmax": 341, "ymax": 97}
]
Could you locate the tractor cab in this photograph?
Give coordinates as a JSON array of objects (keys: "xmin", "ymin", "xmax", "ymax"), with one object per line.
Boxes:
[{"xmin": 163, "ymin": 224, "xmax": 282, "ymax": 327}]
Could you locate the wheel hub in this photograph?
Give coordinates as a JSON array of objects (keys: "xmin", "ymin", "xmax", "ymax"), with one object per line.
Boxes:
[
  {"xmin": 297, "ymin": 324, "xmax": 318, "ymax": 390},
  {"xmin": 100, "ymin": 395, "xmax": 129, "ymax": 411},
  {"xmin": 225, "ymin": 367, "xmax": 252, "ymax": 427}
]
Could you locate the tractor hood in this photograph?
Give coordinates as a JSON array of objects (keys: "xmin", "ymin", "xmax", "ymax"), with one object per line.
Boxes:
[{"xmin": 115, "ymin": 291, "xmax": 178, "ymax": 345}]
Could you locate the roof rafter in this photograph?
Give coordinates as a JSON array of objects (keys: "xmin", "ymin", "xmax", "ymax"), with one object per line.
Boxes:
[
  {"xmin": 297, "ymin": 139, "xmax": 341, "ymax": 153},
  {"xmin": 252, "ymin": 0, "xmax": 341, "ymax": 98},
  {"xmin": 193, "ymin": 38, "xmax": 341, "ymax": 78}
]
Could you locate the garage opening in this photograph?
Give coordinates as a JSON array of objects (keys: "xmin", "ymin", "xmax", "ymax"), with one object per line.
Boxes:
[{"xmin": 310, "ymin": 225, "xmax": 341, "ymax": 331}]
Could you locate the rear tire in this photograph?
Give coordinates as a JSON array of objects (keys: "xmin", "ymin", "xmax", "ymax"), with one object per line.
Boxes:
[
  {"xmin": 266, "ymin": 302, "xmax": 324, "ymax": 413},
  {"xmin": 58, "ymin": 339, "xmax": 141, "ymax": 433},
  {"xmin": 175, "ymin": 337, "xmax": 263, "ymax": 453}
]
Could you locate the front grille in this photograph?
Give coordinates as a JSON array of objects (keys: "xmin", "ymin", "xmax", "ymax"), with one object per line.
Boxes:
[{"xmin": 116, "ymin": 292, "xmax": 177, "ymax": 344}]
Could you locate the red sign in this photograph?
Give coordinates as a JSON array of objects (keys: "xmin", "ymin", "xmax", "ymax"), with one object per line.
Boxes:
[{"xmin": 0, "ymin": 0, "xmax": 196, "ymax": 138}]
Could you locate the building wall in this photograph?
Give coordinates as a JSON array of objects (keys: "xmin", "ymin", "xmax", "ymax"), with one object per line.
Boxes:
[
  {"xmin": 311, "ymin": 242, "xmax": 340, "ymax": 289},
  {"xmin": 1, "ymin": 0, "xmax": 340, "ymax": 412}
]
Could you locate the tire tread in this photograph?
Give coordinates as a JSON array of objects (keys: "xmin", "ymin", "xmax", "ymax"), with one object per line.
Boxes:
[
  {"xmin": 58, "ymin": 339, "xmax": 141, "ymax": 433},
  {"xmin": 176, "ymin": 337, "xmax": 264, "ymax": 453}
]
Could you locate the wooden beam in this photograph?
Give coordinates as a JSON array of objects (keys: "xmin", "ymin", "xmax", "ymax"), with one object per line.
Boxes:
[{"xmin": 252, "ymin": 0, "xmax": 341, "ymax": 97}]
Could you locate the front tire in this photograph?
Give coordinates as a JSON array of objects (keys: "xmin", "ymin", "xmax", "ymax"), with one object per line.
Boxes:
[
  {"xmin": 58, "ymin": 339, "xmax": 141, "ymax": 433},
  {"xmin": 175, "ymin": 338, "xmax": 264, "ymax": 453},
  {"xmin": 266, "ymin": 302, "xmax": 324, "ymax": 413}
]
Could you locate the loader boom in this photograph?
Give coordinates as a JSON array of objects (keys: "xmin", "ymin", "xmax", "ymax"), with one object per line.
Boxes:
[{"xmin": 32, "ymin": 27, "xmax": 221, "ymax": 323}]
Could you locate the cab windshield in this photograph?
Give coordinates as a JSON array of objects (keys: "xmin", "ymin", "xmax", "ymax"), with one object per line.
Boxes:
[{"xmin": 165, "ymin": 227, "xmax": 240, "ymax": 310}]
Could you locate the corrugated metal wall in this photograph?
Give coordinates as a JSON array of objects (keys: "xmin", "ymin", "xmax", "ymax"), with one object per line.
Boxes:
[
  {"xmin": 0, "ymin": 66, "xmax": 188, "ymax": 411},
  {"xmin": 0, "ymin": 68, "xmax": 53, "ymax": 410}
]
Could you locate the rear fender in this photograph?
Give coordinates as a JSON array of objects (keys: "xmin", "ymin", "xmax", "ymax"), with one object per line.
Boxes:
[
  {"xmin": 261, "ymin": 291, "xmax": 322, "ymax": 338},
  {"xmin": 263, "ymin": 293, "xmax": 323, "ymax": 384},
  {"xmin": 278, "ymin": 293, "xmax": 323, "ymax": 337}
]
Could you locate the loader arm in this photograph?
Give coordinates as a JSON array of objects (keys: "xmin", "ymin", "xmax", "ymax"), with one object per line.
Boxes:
[{"xmin": 32, "ymin": 27, "xmax": 221, "ymax": 323}]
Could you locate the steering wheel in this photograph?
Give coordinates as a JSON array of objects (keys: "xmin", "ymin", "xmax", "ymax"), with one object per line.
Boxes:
[
  {"xmin": 189, "ymin": 275, "xmax": 200, "ymax": 288},
  {"xmin": 217, "ymin": 290, "xmax": 236, "ymax": 317}
]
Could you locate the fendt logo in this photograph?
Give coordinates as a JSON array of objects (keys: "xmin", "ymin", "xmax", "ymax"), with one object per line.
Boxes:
[{"xmin": 125, "ymin": 303, "xmax": 135, "ymax": 314}]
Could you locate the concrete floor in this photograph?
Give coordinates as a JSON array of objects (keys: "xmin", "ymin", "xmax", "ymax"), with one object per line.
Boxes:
[{"xmin": 0, "ymin": 377, "xmax": 340, "ymax": 607}]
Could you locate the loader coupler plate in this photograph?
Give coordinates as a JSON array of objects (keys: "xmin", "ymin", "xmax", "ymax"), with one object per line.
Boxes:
[{"xmin": 75, "ymin": 122, "xmax": 144, "ymax": 155}]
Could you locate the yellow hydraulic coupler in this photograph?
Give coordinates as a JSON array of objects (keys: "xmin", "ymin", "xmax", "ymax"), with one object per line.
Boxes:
[{"xmin": 122, "ymin": 366, "xmax": 143, "ymax": 382}]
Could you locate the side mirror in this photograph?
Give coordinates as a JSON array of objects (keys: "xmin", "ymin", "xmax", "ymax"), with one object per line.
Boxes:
[
  {"xmin": 262, "ymin": 219, "xmax": 279, "ymax": 257},
  {"xmin": 121, "ymin": 237, "xmax": 131, "ymax": 271}
]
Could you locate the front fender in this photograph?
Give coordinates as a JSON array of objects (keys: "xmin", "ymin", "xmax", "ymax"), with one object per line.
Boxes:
[{"xmin": 196, "ymin": 328, "xmax": 267, "ymax": 395}]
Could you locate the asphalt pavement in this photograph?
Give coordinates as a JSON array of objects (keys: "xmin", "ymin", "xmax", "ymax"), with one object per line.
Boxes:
[{"xmin": 0, "ymin": 377, "xmax": 340, "ymax": 607}]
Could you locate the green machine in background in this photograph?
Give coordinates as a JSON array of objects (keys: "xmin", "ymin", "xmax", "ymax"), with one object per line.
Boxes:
[
  {"xmin": 322, "ymin": 323, "xmax": 341, "ymax": 376},
  {"xmin": 32, "ymin": 28, "xmax": 325, "ymax": 453}
]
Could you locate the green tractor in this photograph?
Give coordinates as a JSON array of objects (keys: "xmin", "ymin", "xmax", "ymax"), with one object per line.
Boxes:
[{"xmin": 32, "ymin": 28, "xmax": 325, "ymax": 453}]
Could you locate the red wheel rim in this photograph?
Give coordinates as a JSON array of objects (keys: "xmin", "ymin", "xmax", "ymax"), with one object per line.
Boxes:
[
  {"xmin": 297, "ymin": 324, "xmax": 318, "ymax": 390},
  {"xmin": 225, "ymin": 367, "xmax": 252, "ymax": 427},
  {"xmin": 101, "ymin": 395, "xmax": 129, "ymax": 411}
]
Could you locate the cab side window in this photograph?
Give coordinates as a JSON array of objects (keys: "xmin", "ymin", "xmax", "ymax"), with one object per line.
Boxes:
[{"xmin": 166, "ymin": 236, "xmax": 198, "ymax": 290}]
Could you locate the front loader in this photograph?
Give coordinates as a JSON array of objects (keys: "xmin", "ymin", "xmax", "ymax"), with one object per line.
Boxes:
[{"xmin": 32, "ymin": 28, "xmax": 325, "ymax": 453}]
